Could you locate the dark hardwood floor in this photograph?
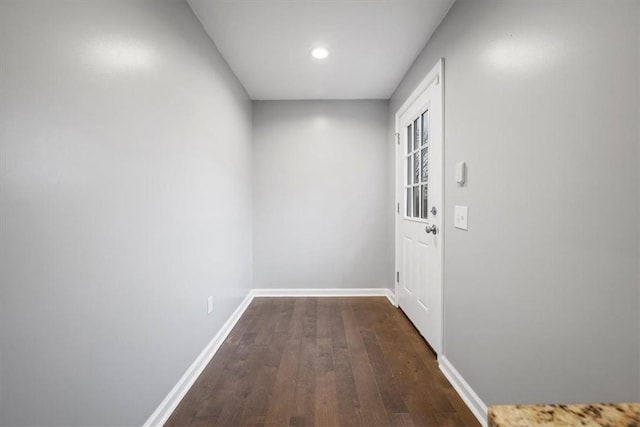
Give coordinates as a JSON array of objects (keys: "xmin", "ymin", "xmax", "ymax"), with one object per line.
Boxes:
[{"xmin": 166, "ymin": 297, "xmax": 480, "ymax": 427}]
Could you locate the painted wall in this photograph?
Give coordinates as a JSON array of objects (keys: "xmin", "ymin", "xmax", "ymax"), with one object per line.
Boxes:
[
  {"xmin": 252, "ymin": 101, "xmax": 393, "ymax": 290},
  {"xmin": 390, "ymin": 0, "xmax": 640, "ymax": 406},
  {"xmin": 0, "ymin": 1, "xmax": 252, "ymax": 425}
]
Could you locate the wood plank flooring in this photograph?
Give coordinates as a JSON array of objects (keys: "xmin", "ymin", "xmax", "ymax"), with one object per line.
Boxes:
[{"xmin": 166, "ymin": 297, "xmax": 480, "ymax": 427}]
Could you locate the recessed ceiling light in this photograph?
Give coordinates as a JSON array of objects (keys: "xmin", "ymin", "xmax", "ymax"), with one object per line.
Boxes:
[{"xmin": 311, "ymin": 47, "xmax": 329, "ymax": 59}]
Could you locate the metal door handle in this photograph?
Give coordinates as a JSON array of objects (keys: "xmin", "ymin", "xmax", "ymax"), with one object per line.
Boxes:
[{"xmin": 425, "ymin": 224, "xmax": 437, "ymax": 234}]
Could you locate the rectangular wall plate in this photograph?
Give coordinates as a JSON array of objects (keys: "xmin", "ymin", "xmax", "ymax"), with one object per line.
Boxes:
[
  {"xmin": 454, "ymin": 205, "xmax": 468, "ymax": 230},
  {"xmin": 455, "ymin": 161, "xmax": 466, "ymax": 186}
]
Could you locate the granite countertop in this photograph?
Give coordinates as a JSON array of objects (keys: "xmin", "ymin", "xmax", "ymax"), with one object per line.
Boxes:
[{"xmin": 488, "ymin": 403, "xmax": 640, "ymax": 426}]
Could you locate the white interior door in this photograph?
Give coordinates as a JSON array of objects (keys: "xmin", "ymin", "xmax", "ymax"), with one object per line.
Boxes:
[{"xmin": 395, "ymin": 60, "xmax": 443, "ymax": 355}]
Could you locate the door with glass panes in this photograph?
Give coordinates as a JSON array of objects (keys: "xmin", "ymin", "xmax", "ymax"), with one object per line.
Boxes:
[{"xmin": 395, "ymin": 61, "xmax": 443, "ymax": 355}]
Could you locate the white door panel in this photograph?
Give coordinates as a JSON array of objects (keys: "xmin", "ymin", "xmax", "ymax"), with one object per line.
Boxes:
[
  {"xmin": 417, "ymin": 241, "xmax": 429, "ymax": 308},
  {"xmin": 403, "ymin": 237, "xmax": 412, "ymax": 294}
]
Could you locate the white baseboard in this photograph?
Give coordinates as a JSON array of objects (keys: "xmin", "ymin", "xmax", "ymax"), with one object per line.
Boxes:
[
  {"xmin": 250, "ymin": 287, "xmax": 396, "ymax": 305},
  {"xmin": 143, "ymin": 292, "xmax": 254, "ymax": 427},
  {"xmin": 143, "ymin": 287, "xmax": 395, "ymax": 426},
  {"xmin": 385, "ymin": 288, "xmax": 397, "ymax": 306},
  {"xmin": 439, "ymin": 355, "xmax": 488, "ymax": 427}
]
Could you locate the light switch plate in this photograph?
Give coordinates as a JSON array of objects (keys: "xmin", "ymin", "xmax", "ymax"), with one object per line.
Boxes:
[
  {"xmin": 454, "ymin": 205, "xmax": 468, "ymax": 230},
  {"xmin": 207, "ymin": 296, "xmax": 213, "ymax": 314}
]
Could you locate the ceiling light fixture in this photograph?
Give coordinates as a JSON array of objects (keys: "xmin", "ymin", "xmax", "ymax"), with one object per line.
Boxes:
[{"xmin": 311, "ymin": 47, "xmax": 329, "ymax": 59}]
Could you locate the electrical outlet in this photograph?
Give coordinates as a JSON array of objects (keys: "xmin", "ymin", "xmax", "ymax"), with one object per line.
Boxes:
[{"xmin": 207, "ymin": 296, "xmax": 213, "ymax": 314}]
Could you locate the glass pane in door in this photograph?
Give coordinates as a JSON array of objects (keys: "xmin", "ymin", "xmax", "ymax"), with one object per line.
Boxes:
[
  {"xmin": 422, "ymin": 110, "xmax": 429, "ymax": 145},
  {"xmin": 413, "ymin": 186, "xmax": 420, "ymax": 217},
  {"xmin": 413, "ymin": 118, "xmax": 420, "ymax": 150},
  {"xmin": 421, "ymin": 185, "xmax": 428, "ymax": 219},
  {"xmin": 407, "ymin": 123, "xmax": 412, "ymax": 154},
  {"xmin": 421, "ymin": 147, "xmax": 428, "ymax": 182}
]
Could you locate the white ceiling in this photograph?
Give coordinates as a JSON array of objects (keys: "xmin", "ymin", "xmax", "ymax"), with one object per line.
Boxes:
[{"xmin": 188, "ymin": 0, "xmax": 455, "ymax": 100}]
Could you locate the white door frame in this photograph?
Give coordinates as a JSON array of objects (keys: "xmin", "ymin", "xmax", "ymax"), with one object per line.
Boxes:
[{"xmin": 394, "ymin": 58, "xmax": 445, "ymax": 353}]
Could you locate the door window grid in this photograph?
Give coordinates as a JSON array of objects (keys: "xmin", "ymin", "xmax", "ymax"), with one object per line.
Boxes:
[{"xmin": 405, "ymin": 109, "xmax": 430, "ymax": 219}]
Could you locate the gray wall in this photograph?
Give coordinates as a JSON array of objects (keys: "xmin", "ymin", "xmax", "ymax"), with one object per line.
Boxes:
[
  {"xmin": 252, "ymin": 101, "xmax": 393, "ymax": 290},
  {"xmin": 0, "ymin": 1, "xmax": 252, "ymax": 425},
  {"xmin": 390, "ymin": 0, "xmax": 640, "ymax": 405}
]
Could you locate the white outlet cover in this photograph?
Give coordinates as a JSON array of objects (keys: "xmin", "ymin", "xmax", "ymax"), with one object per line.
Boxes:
[
  {"xmin": 454, "ymin": 205, "xmax": 468, "ymax": 230},
  {"xmin": 207, "ymin": 296, "xmax": 213, "ymax": 314}
]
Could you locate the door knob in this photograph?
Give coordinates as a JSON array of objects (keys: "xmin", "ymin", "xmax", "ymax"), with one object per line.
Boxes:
[
  {"xmin": 425, "ymin": 224, "xmax": 437, "ymax": 234},
  {"xmin": 430, "ymin": 206, "xmax": 437, "ymax": 216}
]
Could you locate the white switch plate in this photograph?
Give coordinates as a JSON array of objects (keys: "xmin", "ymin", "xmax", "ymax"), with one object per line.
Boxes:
[
  {"xmin": 207, "ymin": 296, "xmax": 213, "ymax": 314},
  {"xmin": 454, "ymin": 205, "xmax": 468, "ymax": 230}
]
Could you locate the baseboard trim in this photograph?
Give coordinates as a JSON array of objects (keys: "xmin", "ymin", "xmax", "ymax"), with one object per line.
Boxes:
[
  {"xmin": 384, "ymin": 288, "xmax": 397, "ymax": 306},
  {"xmin": 250, "ymin": 287, "xmax": 396, "ymax": 305},
  {"xmin": 439, "ymin": 355, "xmax": 488, "ymax": 427},
  {"xmin": 143, "ymin": 292, "xmax": 254, "ymax": 427},
  {"xmin": 144, "ymin": 287, "xmax": 395, "ymax": 426}
]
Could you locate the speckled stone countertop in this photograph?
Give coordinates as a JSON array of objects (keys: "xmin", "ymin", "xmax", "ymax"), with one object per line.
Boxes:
[{"xmin": 488, "ymin": 403, "xmax": 640, "ymax": 426}]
